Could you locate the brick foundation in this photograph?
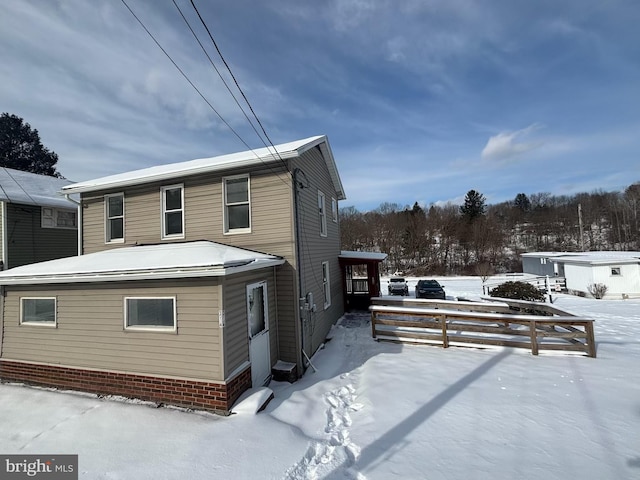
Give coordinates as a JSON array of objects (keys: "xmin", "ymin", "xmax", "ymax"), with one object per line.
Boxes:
[{"xmin": 0, "ymin": 360, "xmax": 252, "ymax": 415}]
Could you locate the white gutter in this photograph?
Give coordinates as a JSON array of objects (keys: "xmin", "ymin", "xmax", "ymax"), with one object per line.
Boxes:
[
  {"xmin": 64, "ymin": 194, "xmax": 82, "ymax": 256},
  {"xmin": 1, "ymin": 201, "xmax": 7, "ymax": 269},
  {"xmin": 0, "ymin": 259, "xmax": 285, "ymax": 286}
]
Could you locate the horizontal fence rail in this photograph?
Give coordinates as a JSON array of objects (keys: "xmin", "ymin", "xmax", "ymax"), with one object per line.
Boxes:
[{"xmin": 369, "ymin": 301, "xmax": 596, "ymax": 358}]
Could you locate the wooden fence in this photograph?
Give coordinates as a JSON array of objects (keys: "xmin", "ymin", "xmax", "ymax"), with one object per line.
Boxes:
[{"xmin": 369, "ymin": 298, "xmax": 596, "ymax": 358}]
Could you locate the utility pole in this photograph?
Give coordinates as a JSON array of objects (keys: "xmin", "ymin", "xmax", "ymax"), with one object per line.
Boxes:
[{"xmin": 578, "ymin": 203, "xmax": 585, "ymax": 251}]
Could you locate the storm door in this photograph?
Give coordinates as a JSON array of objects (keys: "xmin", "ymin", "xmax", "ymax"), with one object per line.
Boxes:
[{"xmin": 247, "ymin": 281, "xmax": 271, "ymax": 386}]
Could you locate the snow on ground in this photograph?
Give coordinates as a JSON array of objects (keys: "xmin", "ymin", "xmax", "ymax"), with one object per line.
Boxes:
[{"xmin": 2, "ymin": 277, "xmax": 640, "ymax": 479}]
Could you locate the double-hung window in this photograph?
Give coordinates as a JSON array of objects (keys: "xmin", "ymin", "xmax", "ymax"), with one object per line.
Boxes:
[
  {"xmin": 318, "ymin": 191, "xmax": 327, "ymax": 237},
  {"xmin": 105, "ymin": 193, "xmax": 124, "ymax": 243},
  {"xmin": 125, "ymin": 297, "xmax": 176, "ymax": 331},
  {"xmin": 224, "ymin": 175, "xmax": 250, "ymax": 233},
  {"xmin": 20, "ymin": 297, "xmax": 56, "ymax": 326},
  {"xmin": 322, "ymin": 261, "xmax": 331, "ymax": 309},
  {"xmin": 331, "ymin": 198, "xmax": 338, "ymax": 223},
  {"xmin": 161, "ymin": 185, "xmax": 184, "ymax": 239}
]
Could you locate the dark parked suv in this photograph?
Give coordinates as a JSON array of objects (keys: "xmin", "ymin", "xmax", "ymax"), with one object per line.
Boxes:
[{"xmin": 415, "ymin": 279, "xmax": 446, "ymax": 299}]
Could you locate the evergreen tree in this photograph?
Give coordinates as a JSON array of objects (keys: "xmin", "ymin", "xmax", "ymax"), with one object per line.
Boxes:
[
  {"xmin": 0, "ymin": 113, "xmax": 61, "ymax": 177},
  {"xmin": 514, "ymin": 193, "xmax": 531, "ymax": 212},
  {"xmin": 460, "ymin": 190, "xmax": 486, "ymax": 221}
]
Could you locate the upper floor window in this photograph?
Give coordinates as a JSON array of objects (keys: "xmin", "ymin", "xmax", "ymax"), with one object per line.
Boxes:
[
  {"xmin": 42, "ymin": 207, "xmax": 77, "ymax": 229},
  {"xmin": 224, "ymin": 175, "xmax": 251, "ymax": 234},
  {"xmin": 105, "ymin": 193, "xmax": 124, "ymax": 243},
  {"xmin": 322, "ymin": 261, "xmax": 331, "ymax": 309},
  {"xmin": 318, "ymin": 191, "xmax": 327, "ymax": 237},
  {"xmin": 161, "ymin": 184, "xmax": 184, "ymax": 239},
  {"xmin": 331, "ymin": 197, "xmax": 338, "ymax": 223}
]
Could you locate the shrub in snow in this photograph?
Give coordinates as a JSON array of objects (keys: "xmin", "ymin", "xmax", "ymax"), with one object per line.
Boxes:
[
  {"xmin": 489, "ymin": 281, "xmax": 545, "ymax": 302},
  {"xmin": 587, "ymin": 283, "xmax": 608, "ymax": 299}
]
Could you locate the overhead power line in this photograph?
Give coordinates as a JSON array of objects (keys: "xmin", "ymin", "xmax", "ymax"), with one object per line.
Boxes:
[
  {"xmin": 119, "ymin": 0, "xmax": 292, "ymax": 185},
  {"xmin": 188, "ymin": 0, "xmax": 290, "ymax": 173}
]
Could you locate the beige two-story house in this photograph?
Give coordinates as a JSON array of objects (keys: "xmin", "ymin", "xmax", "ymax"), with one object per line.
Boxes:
[{"xmin": 0, "ymin": 135, "xmax": 345, "ymax": 413}]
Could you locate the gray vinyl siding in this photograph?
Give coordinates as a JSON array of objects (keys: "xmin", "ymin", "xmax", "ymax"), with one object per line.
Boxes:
[
  {"xmin": 222, "ymin": 269, "xmax": 278, "ymax": 378},
  {"xmin": 5, "ymin": 203, "xmax": 77, "ymax": 269},
  {"xmin": 522, "ymin": 256, "xmax": 558, "ymax": 277},
  {"xmin": 291, "ymin": 147, "xmax": 344, "ymax": 354},
  {"xmin": 1, "ymin": 279, "xmax": 223, "ymax": 381}
]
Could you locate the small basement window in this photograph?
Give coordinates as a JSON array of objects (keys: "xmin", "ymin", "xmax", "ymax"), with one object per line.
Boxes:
[
  {"xmin": 611, "ymin": 267, "xmax": 621, "ymax": 276},
  {"xmin": 125, "ymin": 297, "xmax": 176, "ymax": 331},
  {"xmin": 21, "ymin": 298, "xmax": 56, "ymax": 326}
]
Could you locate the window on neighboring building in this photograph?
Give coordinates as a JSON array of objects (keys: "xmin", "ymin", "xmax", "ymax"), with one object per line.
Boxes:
[
  {"xmin": 125, "ymin": 297, "xmax": 176, "ymax": 331},
  {"xmin": 318, "ymin": 191, "xmax": 327, "ymax": 237},
  {"xmin": 41, "ymin": 207, "xmax": 77, "ymax": 229},
  {"xmin": 20, "ymin": 297, "xmax": 56, "ymax": 326},
  {"xmin": 322, "ymin": 261, "xmax": 331, "ymax": 309},
  {"xmin": 611, "ymin": 267, "xmax": 621, "ymax": 276},
  {"xmin": 223, "ymin": 175, "xmax": 250, "ymax": 233},
  {"xmin": 105, "ymin": 193, "xmax": 124, "ymax": 243},
  {"xmin": 161, "ymin": 185, "xmax": 184, "ymax": 238},
  {"xmin": 331, "ymin": 197, "xmax": 338, "ymax": 223}
]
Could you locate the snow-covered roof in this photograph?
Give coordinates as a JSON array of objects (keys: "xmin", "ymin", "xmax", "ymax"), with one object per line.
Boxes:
[
  {"xmin": 522, "ymin": 251, "xmax": 640, "ymax": 265},
  {"xmin": 339, "ymin": 251, "xmax": 388, "ymax": 261},
  {"xmin": 0, "ymin": 241, "xmax": 284, "ymax": 285},
  {"xmin": 0, "ymin": 167, "xmax": 77, "ymax": 209},
  {"xmin": 521, "ymin": 252, "xmax": 574, "ymax": 258},
  {"xmin": 551, "ymin": 251, "xmax": 640, "ymax": 266},
  {"xmin": 62, "ymin": 135, "xmax": 346, "ymax": 200}
]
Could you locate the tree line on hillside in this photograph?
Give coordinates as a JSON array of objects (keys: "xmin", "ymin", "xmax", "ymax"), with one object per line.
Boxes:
[{"xmin": 340, "ymin": 185, "xmax": 640, "ymax": 276}]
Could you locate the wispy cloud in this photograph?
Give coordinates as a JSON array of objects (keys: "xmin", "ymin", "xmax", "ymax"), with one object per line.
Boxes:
[{"xmin": 481, "ymin": 124, "xmax": 544, "ymax": 161}]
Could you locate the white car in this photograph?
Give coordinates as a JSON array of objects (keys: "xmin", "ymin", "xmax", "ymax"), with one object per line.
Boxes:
[{"xmin": 388, "ymin": 277, "xmax": 409, "ymax": 296}]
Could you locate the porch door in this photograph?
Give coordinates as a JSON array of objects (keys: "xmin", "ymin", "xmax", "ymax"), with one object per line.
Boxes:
[{"xmin": 247, "ymin": 281, "xmax": 271, "ymax": 387}]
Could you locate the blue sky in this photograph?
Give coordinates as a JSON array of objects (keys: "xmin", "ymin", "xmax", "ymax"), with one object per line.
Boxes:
[{"xmin": 1, "ymin": 0, "xmax": 638, "ymax": 211}]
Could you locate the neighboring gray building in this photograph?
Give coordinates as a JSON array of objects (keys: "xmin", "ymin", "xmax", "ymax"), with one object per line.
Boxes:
[
  {"xmin": 0, "ymin": 167, "xmax": 78, "ymax": 269},
  {"xmin": 521, "ymin": 252, "xmax": 567, "ymax": 277}
]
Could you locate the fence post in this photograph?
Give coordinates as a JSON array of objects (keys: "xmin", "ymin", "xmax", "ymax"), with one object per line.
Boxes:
[
  {"xmin": 371, "ymin": 310, "xmax": 377, "ymax": 339},
  {"xmin": 440, "ymin": 315, "xmax": 449, "ymax": 348},
  {"xmin": 530, "ymin": 320, "xmax": 539, "ymax": 355}
]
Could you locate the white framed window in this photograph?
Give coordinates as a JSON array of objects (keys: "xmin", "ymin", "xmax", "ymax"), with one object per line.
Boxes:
[
  {"xmin": 331, "ymin": 197, "xmax": 338, "ymax": 223},
  {"xmin": 318, "ymin": 191, "xmax": 327, "ymax": 237},
  {"xmin": 41, "ymin": 207, "xmax": 77, "ymax": 229},
  {"xmin": 124, "ymin": 297, "xmax": 176, "ymax": 331},
  {"xmin": 223, "ymin": 175, "xmax": 251, "ymax": 234},
  {"xmin": 161, "ymin": 184, "xmax": 184, "ymax": 239},
  {"xmin": 611, "ymin": 267, "xmax": 621, "ymax": 276},
  {"xmin": 105, "ymin": 193, "xmax": 124, "ymax": 243},
  {"xmin": 20, "ymin": 297, "xmax": 56, "ymax": 326},
  {"xmin": 322, "ymin": 261, "xmax": 331, "ymax": 309}
]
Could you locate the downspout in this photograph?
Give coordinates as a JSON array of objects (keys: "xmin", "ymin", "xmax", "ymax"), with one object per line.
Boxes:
[
  {"xmin": 64, "ymin": 194, "xmax": 82, "ymax": 256},
  {"xmin": 1, "ymin": 201, "xmax": 7, "ymax": 269},
  {"xmin": 293, "ymin": 168, "xmax": 308, "ymax": 371}
]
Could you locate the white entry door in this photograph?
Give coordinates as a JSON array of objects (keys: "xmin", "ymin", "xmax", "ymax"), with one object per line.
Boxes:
[{"xmin": 247, "ymin": 281, "xmax": 271, "ymax": 387}]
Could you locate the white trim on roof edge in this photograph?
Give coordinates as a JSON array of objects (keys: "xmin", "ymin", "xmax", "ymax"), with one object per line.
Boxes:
[
  {"xmin": 62, "ymin": 135, "xmax": 346, "ymax": 200},
  {"xmin": 0, "ymin": 259, "xmax": 285, "ymax": 285}
]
